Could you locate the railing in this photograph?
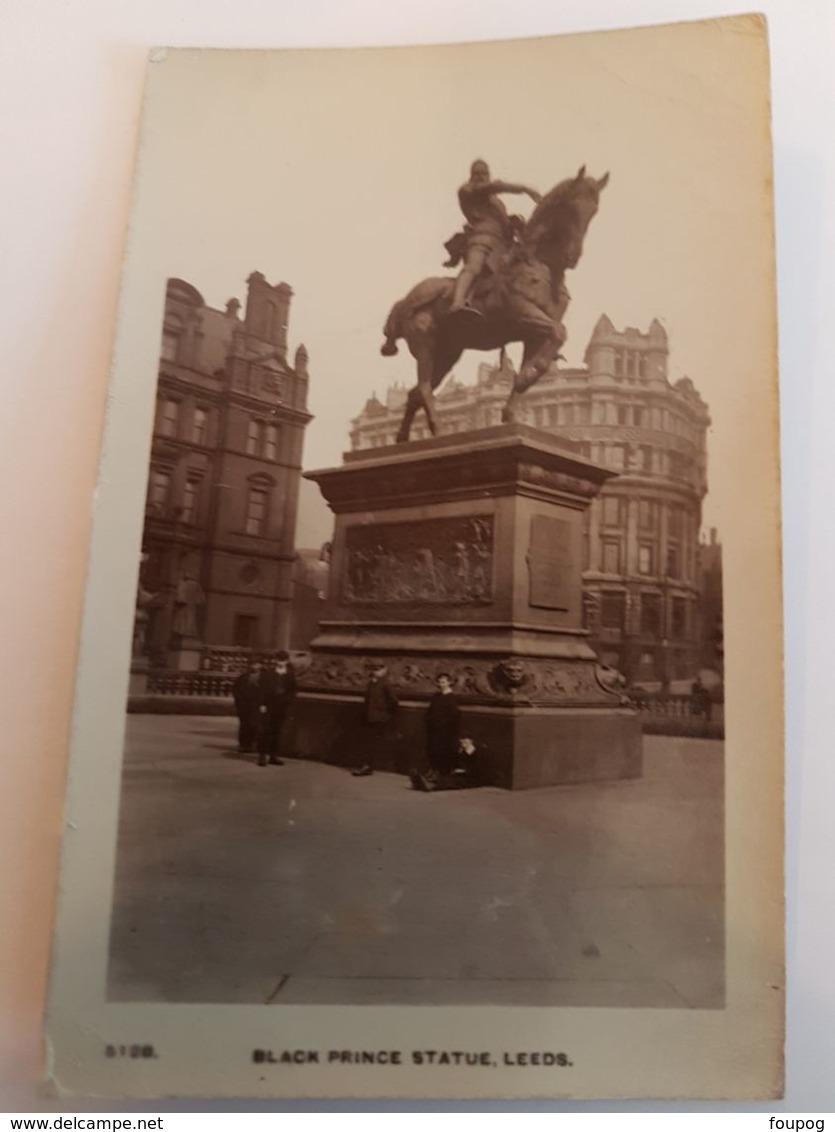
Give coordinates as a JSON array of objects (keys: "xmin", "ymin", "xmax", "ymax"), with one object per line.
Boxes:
[
  {"xmin": 631, "ymin": 691, "xmax": 721, "ymax": 716},
  {"xmin": 200, "ymin": 647, "xmax": 271, "ymax": 674},
  {"xmin": 147, "ymin": 671, "xmax": 234, "ymax": 697},
  {"xmin": 631, "ymin": 690, "xmax": 724, "ymax": 737},
  {"xmin": 145, "ymin": 652, "xmax": 311, "ymax": 697}
]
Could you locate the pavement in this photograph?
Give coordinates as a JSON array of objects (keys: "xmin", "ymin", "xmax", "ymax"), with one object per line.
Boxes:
[{"xmin": 107, "ymin": 716, "xmax": 724, "ymax": 1008}]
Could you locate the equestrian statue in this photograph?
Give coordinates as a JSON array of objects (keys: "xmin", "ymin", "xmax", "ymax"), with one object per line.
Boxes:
[{"xmin": 380, "ymin": 160, "xmax": 609, "ymax": 443}]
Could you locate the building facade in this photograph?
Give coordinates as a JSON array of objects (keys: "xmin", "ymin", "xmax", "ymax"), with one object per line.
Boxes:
[
  {"xmin": 350, "ymin": 317, "xmax": 712, "ymax": 687},
  {"xmin": 140, "ymin": 272, "xmax": 312, "ymax": 663},
  {"xmin": 698, "ymin": 527, "xmax": 724, "ymax": 675}
]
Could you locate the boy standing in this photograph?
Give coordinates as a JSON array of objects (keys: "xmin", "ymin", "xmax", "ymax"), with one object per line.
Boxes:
[
  {"xmin": 232, "ymin": 659, "xmax": 262, "ymax": 754},
  {"xmin": 257, "ymin": 652, "xmax": 296, "ymax": 766},
  {"xmin": 424, "ymin": 673, "xmax": 461, "ymax": 778},
  {"xmin": 352, "ymin": 660, "xmax": 399, "ymax": 777}
]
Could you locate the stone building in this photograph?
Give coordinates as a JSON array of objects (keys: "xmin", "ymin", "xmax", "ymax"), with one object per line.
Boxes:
[
  {"xmin": 350, "ymin": 317, "xmax": 712, "ymax": 687},
  {"xmin": 698, "ymin": 527, "xmax": 724, "ymax": 674},
  {"xmin": 140, "ymin": 272, "xmax": 312, "ymax": 663}
]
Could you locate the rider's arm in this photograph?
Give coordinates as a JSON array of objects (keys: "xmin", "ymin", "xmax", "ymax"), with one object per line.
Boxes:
[{"xmin": 486, "ymin": 180, "xmax": 542, "ymax": 201}]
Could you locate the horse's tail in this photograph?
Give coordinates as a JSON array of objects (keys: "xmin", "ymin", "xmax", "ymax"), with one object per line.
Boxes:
[
  {"xmin": 381, "ymin": 278, "xmax": 453, "ymax": 357},
  {"xmin": 380, "ymin": 299, "xmax": 405, "ymax": 357}
]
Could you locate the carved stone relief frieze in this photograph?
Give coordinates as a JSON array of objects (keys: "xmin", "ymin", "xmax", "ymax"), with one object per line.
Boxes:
[
  {"xmin": 342, "ymin": 515, "xmax": 494, "ymax": 606},
  {"xmin": 299, "ymin": 652, "xmax": 626, "ymax": 706}
]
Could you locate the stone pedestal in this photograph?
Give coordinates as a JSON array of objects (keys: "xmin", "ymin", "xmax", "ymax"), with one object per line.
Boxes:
[
  {"xmin": 166, "ymin": 637, "xmax": 203, "ymax": 672},
  {"xmin": 293, "ymin": 424, "xmax": 642, "ymax": 789}
]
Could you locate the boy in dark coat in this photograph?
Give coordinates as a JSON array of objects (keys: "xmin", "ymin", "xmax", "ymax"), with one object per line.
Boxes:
[
  {"xmin": 231, "ymin": 660, "xmax": 262, "ymax": 754},
  {"xmin": 257, "ymin": 652, "xmax": 296, "ymax": 766},
  {"xmin": 424, "ymin": 672, "xmax": 461, "ymax": 777},
  {"xmin": 352, "ymin": 660, "xmax": 399, "ymax": 777},
  {"xmin": 410, "ymin": 736, "xmax": 489, "ymax": 792}
]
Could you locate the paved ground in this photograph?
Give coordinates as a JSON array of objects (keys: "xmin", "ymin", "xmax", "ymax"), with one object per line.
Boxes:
[{"xmin": 107, "ymin": 716, "xmax": 724, "ymax": 1008}]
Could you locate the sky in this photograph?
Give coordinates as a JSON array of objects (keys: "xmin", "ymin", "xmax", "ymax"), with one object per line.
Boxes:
[{"xmin": 127, "ymin": 21, "xmax": 775, "ymax": 547}]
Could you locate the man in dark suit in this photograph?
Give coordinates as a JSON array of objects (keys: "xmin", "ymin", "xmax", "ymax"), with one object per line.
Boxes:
[
  {"xmin": 257, "ymin": 652, "xmax": 296, "ymax": 766},
  {"xmin": 352, "ymin": 660, "xmax": 399, "ymax": 777},
  {"xmin": 232, "ymin": 659, "xmax": 262, "ymax": 754}
]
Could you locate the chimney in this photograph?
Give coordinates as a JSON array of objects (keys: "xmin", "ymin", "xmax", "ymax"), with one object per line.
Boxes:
[{"xmin": 244, "ymin": 271, "xmax": 293, "ymax": 359}]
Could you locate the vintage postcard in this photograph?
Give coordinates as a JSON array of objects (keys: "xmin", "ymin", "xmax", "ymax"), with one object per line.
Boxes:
[{"xmin": 44, "ymin": 16, "xmax": 783, "ymax": 1100}]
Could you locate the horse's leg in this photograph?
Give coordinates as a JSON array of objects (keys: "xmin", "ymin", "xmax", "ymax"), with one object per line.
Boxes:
[
  {"xmin": 503, "ymin": 336, "xmax": 538, "ymax": 423},
  {"xmin": 501, "ymin": 301, "xmax": 566, "ymax": 422},
  {"xmin": 395, "ymin": 310, "xmax": 438, "ymax": 441},
  {"xmin": 396, "ymin": 385, "xmax": 423, "ymax": 443},
  {"xmin": 416, "ymin": 341, "xmax": 439, "ymax": 434},
  {"xmin": 518, "ymin": 327, "xmax": 563, "ymax": 392},
  {"xmin": 503, "ymin": 332, "xmax": 563, "ymax": 422},
  {"xmin": 431, "ymin": 340, "xmax": 463, "ymax": 392}
]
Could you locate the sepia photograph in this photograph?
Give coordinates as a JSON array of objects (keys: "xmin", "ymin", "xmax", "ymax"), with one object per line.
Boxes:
[{"xmin": 44, "ymin": 17, "xmax": 783, "ymax": 1100}]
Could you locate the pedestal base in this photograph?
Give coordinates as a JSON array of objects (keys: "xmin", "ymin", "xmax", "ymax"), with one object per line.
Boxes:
[
  {"xmin": 291, "ymin": 693, "xmax": 641, "ymax": 790},
  {"xmin": 297, "ymin": 425, "xmax": 643, "ymax": 790}
]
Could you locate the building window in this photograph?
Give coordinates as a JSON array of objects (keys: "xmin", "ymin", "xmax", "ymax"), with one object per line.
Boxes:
[
  {"xmin": 602, "ymin": 539, "xmax": 621, "ymax": 574},
  {"xmin": 576, "ymin": 403, "xmax": 590, "ymax": 424},
  {"xmin": 245, "ymin": 488, "xmax": 269, "ymax": 535},
  {"xmin": 666, "ymin": 545, "xmax": 681, "ymax": 578},
  {"xmin": 265, "ymin": 425, "xmax": 279, "ymax": 461},
  {"xmin": 614, "ymin": 349, "xmax": 624, "ymax": 377},
  {"xmin": 160, "ymin": 399, "xmax": 179, "ymax": 438},
  {"xmin": 617, "ymin": 404, "xmax": 629, "ymax": 425},
  {"xmin": 638, "ymin": 355, "xmax": 647, "ymax": 378},
  {"xmin": 233, "ymin": 614, "xmax": 259, "ymax": 648},
  {"xmin": 669, "ymin": 452, "xmax": 687, "ymax": 480},
  {"xmin": 639, "ymin": 445, "xmax": 653, "ymax": 472},
  {"xmin": 600, "ymin": 592, "xmax": 626, "ymax": 630},
  {"xmin": 161, "ymin": 323, "xmax": 180, "ymax": 362},
  {"xmin": 638, "ymin": 544, "xmax": 654, "ymax": 575},
  {"xmin": 633, "ymin": 407, "xmax": 645, "ymax": 427},
  {"xmin": 181, "ymin": 479, "xmax": 199, "ymax": 525},
  {"xmin": 626, "ymin": 352, "xmax": 636, "ymax": 377},
  {"xmin": 192, "ymin": 407, "xmax": 208, "ymax": 445},
  {"xmin": 608, "ymin": 445, "xmax": 626, "ymax": 470},
  {"xmin": 638, "ymin": 500, "xmax": 657, "ymax": 530},
  {"xmin": 640, "ymin": 593, "xmax": 662, "ymax": 636},
  {"xmin": 602, "ymin": 496, "xmax": 622, "ymax": 526},
  {"xmin": 671, "ymin": 596, "xmax": 687, "ymax": 640},
  {"xmin": 668, "ymin": 506, "xmax": 684, "ymax": 539},
  {"xmin": 246, "ymin": 419, "xmax": 262, "ymax": 456},
  {"xmin": 147, "ymin": 469, "xmax": 170, "ymax": 513}
]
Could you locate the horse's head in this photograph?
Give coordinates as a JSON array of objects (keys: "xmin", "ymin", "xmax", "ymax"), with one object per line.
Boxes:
[{"xmin": 524, "ymin": 166, "xmax": 609, "ymax": 272}]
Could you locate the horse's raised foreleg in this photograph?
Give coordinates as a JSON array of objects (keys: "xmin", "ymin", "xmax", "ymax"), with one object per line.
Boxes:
[{"xmin": 502, "ymin": 302, "xmax": 566, "ymax": 422}]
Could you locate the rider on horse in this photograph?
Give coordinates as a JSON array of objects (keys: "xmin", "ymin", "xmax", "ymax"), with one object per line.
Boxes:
[{"xmin": 447, "ymin": 159, "xmax": 542, "ymax": 317}]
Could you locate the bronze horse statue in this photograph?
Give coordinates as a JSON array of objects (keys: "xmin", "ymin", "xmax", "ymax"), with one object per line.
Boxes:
[{"xmin": 380, "ymin": 166, "xmax": 609, "ymax": 442}]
